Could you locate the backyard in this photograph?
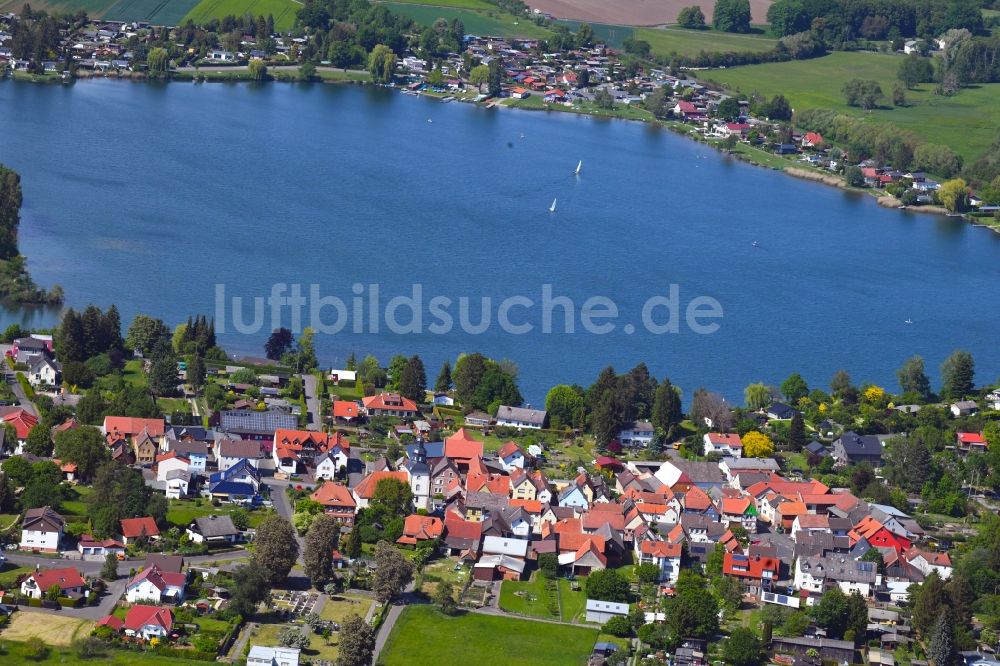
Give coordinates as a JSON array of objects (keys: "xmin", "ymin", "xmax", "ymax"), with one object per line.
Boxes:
[
  {"xmin": 499, "ymin": 573, "xmax": 591, "ymax": 622},
  {"xmin": 702, "ymin": 50, "xmax": 1000, "ymax": 162},
  {"xmin": 379, "ymin": 606, "xmax": 600, "ymax": 666}
]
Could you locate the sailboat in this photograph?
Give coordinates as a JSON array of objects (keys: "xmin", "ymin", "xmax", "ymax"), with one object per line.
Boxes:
[
  {"xmin": 904, "ymin": 318, "xmax": 913, "ymax": 324},
  {"xmin": 574, "ymin": 160, "xmax": 583, "ymax": 176},
  {"xmin": 549, "ymin": 198, "xmax": 557, "ymax": 213}
]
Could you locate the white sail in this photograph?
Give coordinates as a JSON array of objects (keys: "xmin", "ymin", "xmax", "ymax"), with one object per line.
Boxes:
[
  {"xmin": 549, "ymin": 198, "xmax": 557, "ymax": 212},
  {"xmin": 575, "ymin": 160, "xmax": 582, "ymax": 175}
]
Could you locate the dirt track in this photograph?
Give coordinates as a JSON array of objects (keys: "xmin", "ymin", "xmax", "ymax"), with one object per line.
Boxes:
[{"xmin": 527, "ymin": 0, "xmax": 771, "ymax": 26}]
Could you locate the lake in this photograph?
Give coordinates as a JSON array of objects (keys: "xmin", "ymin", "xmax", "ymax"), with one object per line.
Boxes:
[{"xmin": 1, "ymin": 78, "xmax": 998, "ymax": 404}]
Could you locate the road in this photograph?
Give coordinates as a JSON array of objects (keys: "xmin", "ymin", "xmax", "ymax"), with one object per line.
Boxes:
[
  {"xmin": 301, "ymin": 373, "xmax": 321, "ymax": 431},
  {"xmin": 5, "ymin": 548, "xmax": 250, "ymax": 576},
  {"xmin": 174, "ymin": 65, "xmax": 368, "ymax": 76},
  {"xmin": 265, "ymin": 478, "xmax": 306, "ymax": 564},
  {"xmin": 372, "ymin": 584, "xmax": 418, "ymax": 662}
]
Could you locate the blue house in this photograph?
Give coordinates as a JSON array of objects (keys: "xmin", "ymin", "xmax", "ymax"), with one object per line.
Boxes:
[{"xmin": 208, "ymin": 459, "xmax": 263, "ymax": 502}]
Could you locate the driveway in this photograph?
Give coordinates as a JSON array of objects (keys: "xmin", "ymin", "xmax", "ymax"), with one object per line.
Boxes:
[
  {"xmin": 301, "ymin": 373, "xmax": 321, "ymax": 431},
  {"xmin": 264, "ymin": 479, "xmax": 306, "ymax": 564}
]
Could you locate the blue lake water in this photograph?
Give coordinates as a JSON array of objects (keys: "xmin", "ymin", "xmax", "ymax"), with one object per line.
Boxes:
[{"xmin": 1, "ymin": 78, "xmax": 998, "ymax": 403}]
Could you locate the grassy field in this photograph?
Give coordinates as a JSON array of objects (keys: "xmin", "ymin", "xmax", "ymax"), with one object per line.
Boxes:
[
  {"xmin": 182, "ymin": 0, "xmax": 299, "ymax": 31},
  {"xmin": 319, "ymin": 594, "xmax": 374, "ymax": 623},
  {"xmin": 701, "ymin": 50, "xmax": 1000, "ymax": 161},
  {"xmin": 555, "ymin": 20, "xmax": 634, "ymax": 48},
  {"xmin": 0, "ymin": 0, "xmax": 117, "ymax": 14},
  {"xmin": 123, "ymin": 358, "xmax": 147, "ymax": 388},
  {"xmin": 499, "ymin": 574, "xmax": 590, "ymax": 622},
  {"xmin": 165, "ymin": 498, "xmax": 272, "ymax": 528},
  {"xmin": 0, "ymin": 641, "xmax": 212, "ymax": 665},
  {"xmin": 1, "ymin": 613, "xmax": 94, "ymax": 646},
  {"xmin": 102, "ymin": 0, "xmax": 203, "ymax": 25},
  {"xmin": 382, "ymin": 2, "xmax": 551, "ymax": 38},
  {"xmin": 637, "ymin": 26, "xmax": 777, "ymax": 57},
  {"xmin": 250, "ymin": 620, "xmax": 340, "ymax": 663},
  {"xmin": 380, "ymin": 606, "xmax": 600, "ymax": 666},
  {"xmin": 503, "ymin": 92, "xmax": 657, "ymax": 122},
  {"xmin": 0, "ymin": 563, "xmax": 32, "ymax": 588}
]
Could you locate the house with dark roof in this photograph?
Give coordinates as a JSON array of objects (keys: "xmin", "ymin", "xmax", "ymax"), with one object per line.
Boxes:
[
  {"xmin": 215, "ymin": 437, "xmax": 267, "ymax": 470},
  {"xmin": 208, "ymin": 459, "xmax": 263, "ymax": 502},
  {"xmin": 495, "ymin": 405, "xmax": 546, "ymax": 429},
  {"xmin": 186, "ymin": 515, "xmax": 241, "ymax": 544},
  {"xmin": 766, "ymin": 402, "xmax": 798, "ymax": 420},
  {"xmin": 218, "ymin": 409, "xmax": 297, "ymax": 439},
  {"xmin": 20, "ymin": 506, "xmax": 65, "ymax": 552},
  {"xmin": 832, "ymin": 431, "xmax": 883, "ymax": 466}
]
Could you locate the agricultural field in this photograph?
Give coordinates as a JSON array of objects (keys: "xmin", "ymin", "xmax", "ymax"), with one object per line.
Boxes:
[
  {"xmin": 386, "ymin": 0, "xmax": 494, "ymax": 8},
  {"xmin": 379, "ymin": 606, "xmax": 600, "ymax": 666},
  {"xmin": 702, "ymin": 50, "xmax": 1000, "ymax": 161},
  {"xmin": 522, "ymin": 0, "xmax": 771, "ymax": 26},
  {"xmin": 382, "ymin": 2, "xmax": 552, "ymax": 38},
  {"xmin": 554, "ymin": 20, "xmax": 634, "ymax": 48},
  {"xmin": 0, "ymin": 613, "xmax": 93, "ymax": 646},
  {"xmin": 0, "ymin": 0, "xmax": 118, "ymax": 15},
  {"xmin": 0, "ymin": 640, "xmax": 211, "ymax": 665},
  {"xmin": 182, "ymin": 0, "xmax": 300, "ymax": 31},
  {"xmin": 636, "ymin": 26, "xmax": 777, "ymax": 57},
  {"xmin": 102, "ymin": 0, "xmax": 203, "ymax": 25}
]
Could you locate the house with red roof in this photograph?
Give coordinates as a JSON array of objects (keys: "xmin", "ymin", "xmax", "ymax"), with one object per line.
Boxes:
[
  {"xmin": 703, "ymin": 432, "xmax": 743, "ymax": 458},
  {"xmin": 720, "ymin": 496, "xmax": 758, "ymax": 533},
  {"xmin": 103, "ymin": 416, "xmax": 165, "ymax": 443},
  {"xmin": 125, "ymin": 565, "xmax": 187, "ymax": 604},
  {"xmin": 496, "ymin": 441, "xmax": 526, "ymax": 471},
  {"xmin": 20, "ymin": 566, "xmax": 87, "ymax": 599},
  {"xmin": 361, "ymin": 393, "xmax": 419, "ymax": 418},
  {"xmin": 905, "ymin": 548, "xmax": 953, "ymax": 579},
  {"xmin": 120, "ymin": 517, "xmax": 160, "ymax": 545},
  {"xmin": 558, "ymin": 537, "xmax": 607, "ymax": 575},
  {"xmin": 272, "ymin": 429, "xmax": 348, "ymax": 475},
  {"xmin": 123, "ymin": 604, "xmax": 174, "ymax": 641},
  {"xmin": 351, "ymin": 470, "xmax": 409, "ymax": 510},
  {"xmin": 636, "ymin": 540, "xmax": 682, "ymax": 583},
  {"xmin": 396, "ymin": 515, "xmax": 444, "ymax": 546},
  {"xmin": 854, "ymin": 516, "xmax": 911, "ymax": 553},
  {"xmin": 4, "ymin": 408, "xmax": 38, "ymax": 452},
  {"xmin": 443, "ymin": 514, "xmax": 483, "ymax": 556},
  {"xmin": 96, "ymin": 615, "xmax": 124, "ymax": 632},
  {"xmin": 723, "ymin": 546, "xmax": 781, "ymax": 596},
  {"xmin": 77, "ymin": 534, "xmax": 125, "ymax": 557},
  {"xmin": 332, "ymin": 400, "xmax": 360, "ymax": 423},
  {"xmin": 801, "ymin": 132, "xmax": 824, "ymax": 148},
  {"xmin": 444, "ymin": 428, "xmax": 484, "ymax": 465},
  {"xmin": 310, "ymin": 482, "xmax": 357, "ymax": 525},
  {"xmin": 956, "ymin": 432, "xmax": 987, "ymax": 455}
]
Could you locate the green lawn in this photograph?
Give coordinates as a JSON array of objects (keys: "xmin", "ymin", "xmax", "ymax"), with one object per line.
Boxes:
[
  {"xmin": 123, "ymin": 359, "xmax": 147, "ymax": 388},
  {"xmin": 158, "ymin": 397, "xmax": 191, "ymax": 414},
  {"xmin": 250, "ymin": 619, "xmax": 340, "ymax": 663},
  {"xmin": 380, "ymin": 606, "xmax": 599, "ymax": 666},
  {"xmin": 701, "ymin": 50, "xmax": 1000, "ymax": 162},
  {"xmin": 636, "ymin": 26, "xmax": 777, "ymax": 57},
  {"xmin": 182, "ymin": 0, "xmax": 299, "ymax": 30},
  {"xmin": 0, "ymin": 641, "xmax": 211, "ymax": 664},
  {"xmin": 0, "ymin": 563, "xmax": 32, "ymax": 588},
  {"xmin": 381, "ymin": 2, "xmax": 551, "ymax": 38},
  {"xmin": 555, "ymin": 20, "xmax": 634, "ymax": 48},
  {"xmin": 316, "ymin": 68, "xmax": 372, "ymax": 82},
  {"xmin": 557, "ymin": 578, "xmax": 589, "ymax": 622},
  {"xmin": 503, "ymin": 93, "xmax": 657, "ymax": 122},
  {"xmin": 61, "ymin": 486, "xmax": 93, "ymax": 519},
  {"xmin": 165, "ymin": 498, "xmax": 271, "ymax": 529},
  {"xmin": 500, "ymin": 573, "xmax": 560, "ymax": 620},
  {"xmin": 0, "ymin": 0, "xmax": 117, "ymax": 15}
]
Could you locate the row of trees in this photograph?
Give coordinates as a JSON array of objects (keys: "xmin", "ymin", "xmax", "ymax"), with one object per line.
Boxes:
[{"xmin": 766, "ymin": 0, "xmax": 985, "ymax": 42}]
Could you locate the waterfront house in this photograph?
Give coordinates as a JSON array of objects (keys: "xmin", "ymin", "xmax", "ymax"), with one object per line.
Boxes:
[
  {"xmin": 362, "ymin": 393, "xmax": 419, "ymax": 418},
  {"xmin": 702, "ymin": 432, "xmax": 743, "ymax": 458},
  {"xmin": 20, "ymin": 506, "xmax": 65, "ymax": 552},
  {"xmin": 618, "ymin": 420, "xmax": 655, "ymax": 448},
  {"xmin": 832, "ymin": 431, "xmax": 882, "ymax": 466},
  {"xmin": 495, "ymin": 405, "xmax": 546, "ymax": 429},
  {"xmin": 950, "ymin": 400, "xmax": 978, "ymax": 417}
]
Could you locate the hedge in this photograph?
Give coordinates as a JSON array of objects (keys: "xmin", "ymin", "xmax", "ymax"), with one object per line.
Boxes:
[{"xmin": 15, "ymin": 372, "xmax": 34, "ymax": 399}]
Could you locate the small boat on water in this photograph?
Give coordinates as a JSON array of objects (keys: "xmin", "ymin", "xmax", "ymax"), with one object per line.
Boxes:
[
  {"xmin": 904, "ymin": 318, "xmax": 913, "ymax": 324},
  {"xmin": 574, "ymin": 160, "xmax": 582, "ymax": 175},
  {"xmin": 549, "ymin": 198, "xmax": 557, "ymax": 213},
  {"xmin": 752, "ymin": 240, "xmax": 759, "ymax": 247}
]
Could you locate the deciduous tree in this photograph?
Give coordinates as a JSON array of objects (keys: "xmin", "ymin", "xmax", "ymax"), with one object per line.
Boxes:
[
  {"xmin": 372, "ymin": 541, "xmax": 413, "ymax": 604},
  {"xmin": 252, "ymin": 515, "xmax": 299, "ymax": 585},
  {"xmin": 337, "ymin": 614, "xmax": 376, "ymax": 666},
  {"xmin": 304, "ymin": 515, "xmax": 340, "ymax": 588}
]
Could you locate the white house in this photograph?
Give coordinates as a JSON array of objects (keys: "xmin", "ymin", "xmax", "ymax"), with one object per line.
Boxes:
[
  {"xmin": 794, "ymin": 555, "xmax": 879, "ymax": 601},
  {"xmin": 156, "ymin": 454, "xmax": 191, "ymax": 482},
  {"xmin": 20, "ymin": 567, "xmax": 86, "ymax": 600},
  {"xmin": 482, "ymin": 535, "xmax": 530, "ymax": 558},
  {"xmin": 186, "ymin": 515, "xmax": 240, "ymax": 544},
  {"xmin": 165, "ymin": 469, "xmax": 191, "ymax": 500},
  {"xmin": 557, "ymin": 483, "xmax": 589, "ymax": 509},
  {"xmin": 497, "ymin": 442, "xmax": 527, "ymax": 472},
  {"xmin": 207, "ymin": 50, "xmax": 235, "ymax": 61},
  {"xmin": 215, "ymin": 438, "xmax": 268, "ymax": 471},
  {"xmin": 950, "ymin": 400, "xmax": 978, "ymax": 417},
  {"xmin": 432, "ymin": 393, "xmax": 454, "ymax": 406},
  {"xmin": 585, "ymin": 599, "xmax": 629, "ymax": 623},
  {"xmin": 248, "ymin": 646, "xmax": 301, "ymax": 666},
  {"xmin": 635, "ymin": 539, "xmax": 682, "ymax": 584},
  {"xmin": 906, "ymin": 548, "xmax": 953, "ymax": 580},
  {"xmin": 123, "ymin": 605, "xmax": 174, "ymax": 641},
  {"xmin": 703, "ymin": 432, "xmax": 743, "ymax": 458},
  {"xmin": 495, "ymin": 405, "xmax": 546, "ymax": 429},
  {"xmin": 125, "ymin": 565, "xmax": 187, "ymax": 604},
  {"xmin": 314, "ymin": 445, "xmax": 350, "ymax": 481},
  {"xmin": 20, "ymin": 506, "xmax": 65, "ymax": 553},
  {"xmin": 28, "ymin": 357, "xmax": 60, "ymax": 387},
  {"xmin": 987, "ymin": 389, "xmax": 1000, "ymax": 411},
  {"xmin": 618, "ymin": 421, "xmax": 655, "ymax": 448}
]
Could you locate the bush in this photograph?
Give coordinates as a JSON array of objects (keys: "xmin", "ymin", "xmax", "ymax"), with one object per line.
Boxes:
[
  {"xmin": 604, "ymin": 615, "xmax": 633, "ymax": 637},
  {"xmin": 24, "ymin": 637, "xmax": 48, "ymax": 661},
  {"xmin": 74, "ymin": 636, "xmax": 107, "ymax": 659}
]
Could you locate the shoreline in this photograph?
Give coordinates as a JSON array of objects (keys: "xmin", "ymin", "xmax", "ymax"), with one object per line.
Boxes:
[{"xmin": 4, "ymin": 71, "xmax": 999, "ymax": 235}]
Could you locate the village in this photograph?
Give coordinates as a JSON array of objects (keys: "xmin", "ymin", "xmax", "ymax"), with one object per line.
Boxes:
[{"xmin": 0, "ymin": 309, "xmax": 994, "ymax": 666}]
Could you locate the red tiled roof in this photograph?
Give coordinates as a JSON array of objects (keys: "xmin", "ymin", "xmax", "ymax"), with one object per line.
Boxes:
[
  {"xmin": 640, "ymin": 540, "xmax": 682, "ymax": 558},
  {"xmin": 397, "ymin": 515, "xmax": 443, "ymax": 544},
  {"xmin": 362, "ymin": 393, "xmax": 418, "ymax": 413},
  {"xmin": 352, "ymin": 471, "xmax": 409, "ymax": 500},
  {"xmin": 706, "ymin": 432, "xmax": 743, "ymax": 448},
  {"xmin": 721, "ymin": 497, "xmax": 753, "ymax": 515},
  {"xmin": 683, "ymin": 486, "xmax": 712, "ymax": 511},
  {"xmin": 723, "ymin": 550, "xmax": 780, "ymax": 579},
  {"xmin": 311, "ymin": 483, "xmax": 357, "ymax": 509},
  {"xmin": 124, "ymin": 605, "xmax": 173, "ymax": 632},
  {"xmin": 31, "ymin": 567, "xmax": 85, "ymax": 591},
  {"xmin": 103, "ymin": 417, "xmax": 165, "ymax": 438},
  {"xmin": 97, "ymin": 615, "xmax": 124, "ymax": 631},
  {"xmin": 120, "ymin": 517, "xmax": 160, "ymax": 539},
  {"xmin": 497, "ymin": 441, "xmax": 522, "ymax": 458},
  {"xmin": 445, "ymin": 429, "xmax": 484, "ymax": 460},
  {"xmin": 509, "ymin": 499, "xmax": 542, "ymax": 513},
  {"xmin": 957, "ymin": 432, "xmax": 986, "ymax": 445},
  {"xmin": 443, "ymin": 515, "xmax": 483, "ymax": 541},
  {"xmin": 333, "ymin": 400, "xmax": 360, "ymax": 419},
  {"xmin": 4, "ymin": 408, "xmax": 38, "ymax": 439}
]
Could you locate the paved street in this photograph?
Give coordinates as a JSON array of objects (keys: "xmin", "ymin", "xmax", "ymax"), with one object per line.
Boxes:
[{"xmin": 265, "ymin": 478, "xmax": 306, "ymax": 564}]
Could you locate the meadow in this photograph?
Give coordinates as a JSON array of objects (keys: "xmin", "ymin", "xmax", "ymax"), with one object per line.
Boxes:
[
  {"xmin": 182, "ymin": 0, "xmax": 299, "ymax": 31},
  {"xmin": 379, "ymin": 606, "xmax": 599, "ymax": 666},
  {"xmin": 702, "ymin": 50, "xmax": 1000, "ymax": 161},
  {"xmin": 636, "ymin": 26, "xmax": 778, "ymax": 57},
  {"xmin": 381, "ymin": 2, "xmax": 552, "ymax": 38}
]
